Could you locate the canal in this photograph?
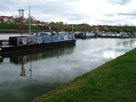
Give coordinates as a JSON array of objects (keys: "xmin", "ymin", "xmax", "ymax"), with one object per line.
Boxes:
[{"xmin": 0, "ymin": 38, "xmax": 136, "ymax": 102}]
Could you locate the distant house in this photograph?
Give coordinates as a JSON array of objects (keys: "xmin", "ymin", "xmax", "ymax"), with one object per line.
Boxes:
[
  {"xmin": 32, "ymin": 22, "xmax": 49, "ymax": 27},
  {"xmin": 91, "ymin": 26, "xmax": 99, "ymax": 30},
  {"xmin": 0, "ymin": 16, "xmax": 13, "ymax": 24}
]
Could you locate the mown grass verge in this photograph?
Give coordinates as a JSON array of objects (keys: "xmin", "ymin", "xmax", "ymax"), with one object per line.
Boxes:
[{"xmin": 34, "ymin": 48, "xmax": 136, "ymax": 102}]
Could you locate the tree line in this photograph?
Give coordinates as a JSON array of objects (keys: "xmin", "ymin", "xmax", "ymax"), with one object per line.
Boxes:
[
  {"xmin": 1, "ymin": 20, "xmax": 136, "ymax": 33},
  {"xmin": 49, "ymin": 22, "xmax": 136, "ymax": 33}
]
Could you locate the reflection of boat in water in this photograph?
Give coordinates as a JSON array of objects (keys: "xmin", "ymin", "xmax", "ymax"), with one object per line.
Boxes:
[
  {"xmin": 0, "ymin": 33, "xmax": 76, "ymax": 54},
  {"xmin": 0, "ymin": 45, "xmax": 75, "ymax": 64},
  {"xmin": 0, "ymin": 45, "xmax": 75, "ymax": 78}
]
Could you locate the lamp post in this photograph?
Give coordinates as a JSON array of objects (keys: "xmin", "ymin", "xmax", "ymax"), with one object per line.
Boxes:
[
  {"xmin": 18, "ymin": 9, "xmax": 24, "ymax": 35},
  {"xmin": 72, "ymin": 24, "xmax": 73, "ymax": 33},
  {"xmin": 28, "ymin": 0, "xmax": 31, "ymax": 35}
]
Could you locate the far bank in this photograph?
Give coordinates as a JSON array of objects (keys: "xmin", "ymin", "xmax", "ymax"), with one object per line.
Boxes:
[{"xmin": 0, "ymin": 23, "xmax": 49, "ymax": 34}]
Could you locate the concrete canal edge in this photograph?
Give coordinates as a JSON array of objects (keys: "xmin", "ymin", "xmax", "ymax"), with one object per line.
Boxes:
[{"xmin": 33, "ymin": 48, "xmax": 136, "ymax": 102}]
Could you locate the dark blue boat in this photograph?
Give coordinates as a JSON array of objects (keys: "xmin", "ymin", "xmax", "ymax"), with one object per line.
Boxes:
[
  {"xmin": 75, "ymin": 33, "xmax": 86, "ymax": 38},
  {"xmin": 0, "ymin": 33, "xmax": 76, "ymax": 54},
  {"xmin": 75, "ymin": 32, "xmax": 96, "ymax": 39}
]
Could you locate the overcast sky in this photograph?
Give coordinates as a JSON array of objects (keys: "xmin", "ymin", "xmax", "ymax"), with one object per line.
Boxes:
[{"xmin": 0, "ymin": 0, "xmax": 136, "ymax": 25}]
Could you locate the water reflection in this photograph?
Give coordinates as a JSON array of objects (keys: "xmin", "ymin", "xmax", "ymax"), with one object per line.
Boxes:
[
  {"xmin": 1, "ymin": 46, "xmax": 75, "ymax": 64},
  {"xmin": 103, "ymin": 39, "xmax": 136, "ymax": 59},
  {"xmin": 0, "ymin": 56, "xmax": 3, "ymax": 63},
  {"xmin": 103, "ymin": 50, "xmax": 122, "ymax": 59},
  {"xmin": 0, "ymin": 38, "xmax": 136, "ymax": 102},
  {"xmin": 0, "ymin": 46, "xmax": 75, "ymax": 102},
  {"xmin": 117, "ymin": 38, "xmax": 136, "ymax": 47},
  {"xmin": 20, "ymin": 63, "xmax": 26, "ymax": 76}
]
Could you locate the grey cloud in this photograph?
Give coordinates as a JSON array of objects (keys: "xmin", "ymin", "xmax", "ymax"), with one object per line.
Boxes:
[
  {"xmin": 0, "ymin": 0, "xmax": 84, "ymax": 22},
  {"xmin": 97, "ymin": 20, "xmax": 120, "ymax": 24},
  {"xmin": 31, "ymin": 0, "xmax": 85, "ymax": 21},
  {"xmin": 97, "ymin": 16, "xmax": 134, "ymax": 25},
  {"xmin": 64, "ymin": 14, "xmax": 85, "ymax": 21},
  {"xmin": 107, "ymin": 0, "xmax": 131, "ymax": 5},
  {"xmin": 104, "ymin": 10, "xmax": 136, "ymax": 18},
  {"xmin": 117, "ymin": 12, "xmax": 136, "ymax": 16},
  {"xmin": 32, "ymin": 1, "xmax": 70, "ymax": 15},
  {"xmin": 104, "ymin": 14, "xmax": 115, "ymax": 17},
  {"xmin": 0, "ymin": 0, "xmax": 28, "ymax": 12},
  {"xmin": 97, "ymin": 20, "xmax": 125, "ymax": 25}
]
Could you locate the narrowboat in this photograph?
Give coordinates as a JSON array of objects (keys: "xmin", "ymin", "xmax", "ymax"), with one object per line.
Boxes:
[
  {"xmin": 0, "ymin": 33, "xmax": 76, "ymax": 54},
  {"xmin": 75, "ymin": 33, "xmax": 87, "ymax": 39},
  {"xmin": 99, "ymin": 32, "xmax": 129, "ymax": 38},
  {"xmin": 75, "ymin": 32, "xmax": 96, "ymax": 39}
]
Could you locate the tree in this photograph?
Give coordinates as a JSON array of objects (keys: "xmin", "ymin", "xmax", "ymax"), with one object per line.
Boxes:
[{"xmin": 56, "ymin": 21, "xmax": 63, "ymax": 25}]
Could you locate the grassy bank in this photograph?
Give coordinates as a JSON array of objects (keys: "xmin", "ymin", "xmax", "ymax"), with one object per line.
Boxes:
[
  {"xmin": 34, "ymin": 48, "xmax": 136, "ymax": 102},
  {"xmin": 0, "ymin": 24, "xmax": 41, "ymax": 30},
  {"xmin": 0, "ymin": 24, "xmax": 19, "ymax": 29}
]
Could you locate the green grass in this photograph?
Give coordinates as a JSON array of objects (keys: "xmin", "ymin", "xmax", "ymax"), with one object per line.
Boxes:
[
  {"xmin": 0, "ymin": 24, "xmax": 41, "ymax": 30},
  {"xmin": 0, "ymin": 24, "xmax": 19, "ymax": 29},
  {"xmin": 34, "ymin": 48, "xmax": 136, "ymax": 102}
]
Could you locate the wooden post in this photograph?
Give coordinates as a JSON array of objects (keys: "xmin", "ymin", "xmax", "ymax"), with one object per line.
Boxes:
[{"xmin": 19, "ymin": 17, "xmax": 23, "ymax": 35}]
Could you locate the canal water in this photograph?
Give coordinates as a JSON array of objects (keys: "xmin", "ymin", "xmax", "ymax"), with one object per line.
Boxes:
[{"xmin": 0, "ymin": 38, "xmax": 136, "ymax": 102}]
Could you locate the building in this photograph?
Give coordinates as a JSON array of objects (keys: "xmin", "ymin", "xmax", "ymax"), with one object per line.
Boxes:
[
  {"xmin": 0, "ymin": 16, "xmax": 13, "ymax": 24},
  {"xmin": 32, "ymin": 22, "xmax": 49, "ymax": 27}
]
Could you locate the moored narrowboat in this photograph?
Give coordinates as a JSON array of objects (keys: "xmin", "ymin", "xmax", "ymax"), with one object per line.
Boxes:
[{"xmin": 0, "ymin": 33, "xmax": 76, "ymax": 54}]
